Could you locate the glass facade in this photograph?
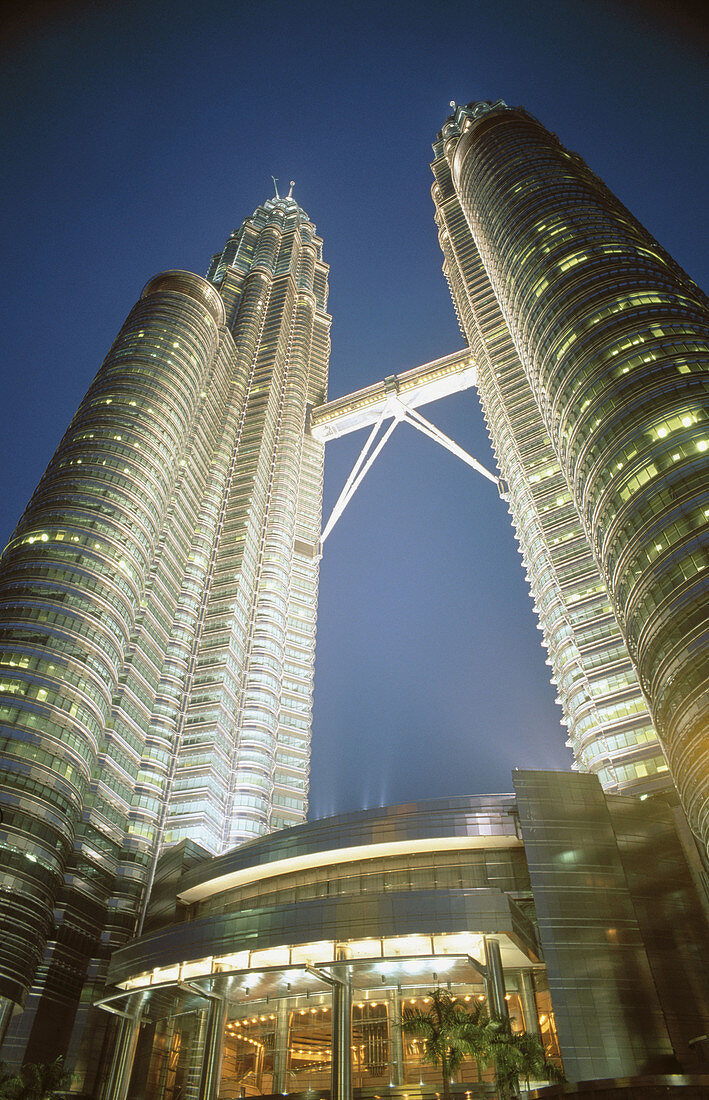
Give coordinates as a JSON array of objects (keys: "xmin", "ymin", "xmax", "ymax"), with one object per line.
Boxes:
[
  {"xmin": 441, "ymin": 101, "xmax": 707, "ymax": 849},
  {"xmin": 126, "ymin": 981, "xmax": 548, "ymax": 1100},
  {"xmin": 0, "ymin": 196, "xmax": 330, "ymax": 1082},
  {"xmin": 431, "ymin": 106, "xmax": 671, "ymax": 799},
  {"xmin": 103, "ymin": 794, "xmax": 560, "ymax": 1099},
  {"xmin": 100, "ymin": 781, "xmax": 709, "ymax": 1096}
]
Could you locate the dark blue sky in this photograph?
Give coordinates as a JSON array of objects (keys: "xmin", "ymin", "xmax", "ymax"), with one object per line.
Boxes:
[{"xmin": 1, "ymin": 1, "xmax": 706, "ymax": 819}]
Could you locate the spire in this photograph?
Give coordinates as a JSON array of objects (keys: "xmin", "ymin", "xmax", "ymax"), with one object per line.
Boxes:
[
  {"xmin": 287, "ymin": 180, "xmax": 295, "ymax": 199},
  {"xmin": 271, "ymin": 176, "xmax": 280, "ymax": 199}
]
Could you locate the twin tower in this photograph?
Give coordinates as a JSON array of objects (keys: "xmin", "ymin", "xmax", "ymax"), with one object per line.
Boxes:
[{"xmin": 0, "ymin": 102, "xmax": 707, "ymax": 1071}]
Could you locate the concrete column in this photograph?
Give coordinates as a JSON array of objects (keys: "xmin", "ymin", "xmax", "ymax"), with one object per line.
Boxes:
[
  {"xmin": 273, "ymin": 1004, "xmax": 291, "ymax": 1092},
  {"xmin": 388, "ymin": 990, "xmax": 405, "ymax": 1086},
  {"xmin": 331, "ymin": 971, "xmax": 352, "ymax": 1100},
  {"xmin": 199, "ymin": 994, "xmax": 227, "ymax": 1100},
  {"xmin": 483, "ymin": 938, "xmax": 508, "ymax": 1019},
  {"xmin": 101, "ymin": 998, "xmax": 144, "ymax": 1100},
  {"xmin": 517, "ymin": 970, "xmax": 541, "ymax": 1037}
]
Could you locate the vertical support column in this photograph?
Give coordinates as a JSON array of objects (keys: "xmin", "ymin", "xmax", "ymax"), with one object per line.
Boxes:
[
  {"xmin": 154, "ymin": 1018, "xmax": 178, "ymax": 1100},
  {"xmin": 483, "ymin": 938, "xmax": 508, "ymax": 1019},
  {"xmin": 184, "ymin": 1006, "xmax": 209, "ymax": 1100},
  {"xmin": 0, "ymin": 996, "xmax": 15, "ymax": 1050},
  {"xmin": 389, "ymin": 990, "xmax": 405, "ymax": 1086},
  {"xmin": 199, "ymin": 994, "xmax": 227, "ymax": 1100},
  {"xmin": 273, "ymin": 1003, "xmax": 291, "ymax": 1093},
  {"xmin": 330, "ymin": 950, "xmax": 352, "ymax": 1100},
  {"xmin": 101, "ymin": 995, "xmax": 145, "ymax": 1100},
  {"xmin": 517, "ymin": 970, "xmax": 541, "ymax": 1037}
]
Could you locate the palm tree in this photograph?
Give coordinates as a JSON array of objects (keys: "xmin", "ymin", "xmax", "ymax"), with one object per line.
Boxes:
[
  {"xmin": 400, "ymin": 990, "xmax": 469, "ymax": 1100},
  {"xmin": 0, "ymin": 1058, "xmax": 70, "ymax": 1100},
  {"xmin": 401, "ymin": 992, "xmax": 563, "ymax": 1100},
  {"xmin": 484, "ymin": 1017, "xmax": 563, "ymax": 1099},
  {"xmin": 0, "ymin": 1063, "xmax": 21, "ymax": 1100},
  {"xmin": 455, "ymin": 999, "xmax": 490, "ymax": 1086}
]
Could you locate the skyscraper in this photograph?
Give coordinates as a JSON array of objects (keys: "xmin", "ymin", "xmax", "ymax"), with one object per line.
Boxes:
[
  {"xmin": 0, "ymin": 192, "xmax": 330, "ymax": 1066},
  {"xmin": 2, "ymin": 101, "xmax": 708, "ymax": 1092},
  {"xmin": 431, "ymin": 101, "xmax": 709, "ymax": 850}
]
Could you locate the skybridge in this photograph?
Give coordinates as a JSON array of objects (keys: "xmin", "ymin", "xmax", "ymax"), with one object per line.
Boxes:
[{"xmin": 310, "ymin": 348, "xmax": 507, "ymax": 550}]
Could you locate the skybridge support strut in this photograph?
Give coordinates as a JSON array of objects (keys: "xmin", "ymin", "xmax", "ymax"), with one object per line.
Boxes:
[
  {"xmin": 319, "ymin": 405, "xmax": 405, "ymax": 546},
  {"xmin": 319, "ymin": 395, "xmax": 506, "ymax": 552}
]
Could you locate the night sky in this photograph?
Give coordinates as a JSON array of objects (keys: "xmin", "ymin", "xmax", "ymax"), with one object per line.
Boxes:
[{"xmin": 1, "ymin": 1, "xmax": 706, "ymax": 820}]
